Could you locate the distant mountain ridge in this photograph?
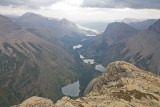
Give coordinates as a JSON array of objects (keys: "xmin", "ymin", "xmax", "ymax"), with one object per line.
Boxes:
[
  {"xmin": 13, "ymin": 12, "xmax": 85, "ymax": 39},
  {"xmin": 127, "ymin": 19, "xmax": 157, "ymax": 29}
]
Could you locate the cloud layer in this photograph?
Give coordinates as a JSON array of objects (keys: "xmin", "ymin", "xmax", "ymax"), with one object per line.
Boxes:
[
  {"xmin": 82, "ymin": 0, "xmax": 160, "ymax": 9},
  {"xmin": 0, "ymin": 0, "xmax": 61, "ymax": 8}
]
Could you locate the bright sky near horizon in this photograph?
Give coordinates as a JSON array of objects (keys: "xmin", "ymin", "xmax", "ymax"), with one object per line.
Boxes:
[{"xmin": 0, "ymin": 0, "xmax": 160, "ymax": 22}]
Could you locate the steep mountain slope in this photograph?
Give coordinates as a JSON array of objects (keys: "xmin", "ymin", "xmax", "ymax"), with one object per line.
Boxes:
[
  {"xmin": 102, "ymin": 22, "xmax": 138, "ymax": 45},
  {"xmin": 12, "ymin": 61, "xmax": 160, "ymax": 107},
  {"xmin": 0, "ymin": 15, "xmax": 78, "ymax": 107},
  {"xmin": 0, "ymin": 15, "xmax": 20, "ymax": 35},
  {"xmin": 24, "ymin": 26, "xmax": 63, "ymax": 46},
  {"xmin": 80, "ymin": 22, "xmax": 137, "ymax": 62},
  {"xmin": 80, "ymin": 20, "xmax": 160, "ymax": 75},
  {"xmin": 13, "ymin": 12, "xmax": 85, "ymax": 40}
]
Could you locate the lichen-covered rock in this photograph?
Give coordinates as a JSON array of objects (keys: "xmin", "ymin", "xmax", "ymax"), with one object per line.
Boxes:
[
  {"xmin": 12, "ymin": 61, "xmax": 160, "ymax": 107},
  {"xmin": 11, "ymin": 96, "xmax": 55, "ymax": 107}
]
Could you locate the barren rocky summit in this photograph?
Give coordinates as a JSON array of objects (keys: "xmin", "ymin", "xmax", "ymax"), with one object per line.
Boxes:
[{"xmin": 12, "ymin": 61, "xmax": 160, "ymax": 107}]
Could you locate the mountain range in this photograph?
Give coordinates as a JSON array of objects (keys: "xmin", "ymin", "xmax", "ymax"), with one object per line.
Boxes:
[
  {"xmin": 76, "ymin": 19, "xmax": 158, "ymax": 34},
  {"xmin": 0, "ymin": 12, "xmax": 160, "ymax": 107},
  {"xmin": 80, "ymin": 19, "xmax": 160, "ymax": 75},
  {"xmin": 0, "ymin": 13, "xmax": 101, "ymax": 107},
  {"xmin": 13, "ymin": 12, "xmax": 84, "ymax": 39},
  {"xmin": 127, "ymin": 19, "xmax": 157, "ymax": 29}
]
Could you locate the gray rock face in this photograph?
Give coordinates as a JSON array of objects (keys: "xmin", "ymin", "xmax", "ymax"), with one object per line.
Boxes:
[
  {"xmin": 84, "ymin": 78, "xmax": 103, "ymax": 96},
  {"xmin": 84, "ymin": 61, "xmax": 133, "ymax": 96}
]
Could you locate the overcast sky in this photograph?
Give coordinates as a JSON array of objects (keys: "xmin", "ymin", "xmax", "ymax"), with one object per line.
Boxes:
[{"xmin": 0, "ymin": 0, "xmax": 160, "ymax": 22}]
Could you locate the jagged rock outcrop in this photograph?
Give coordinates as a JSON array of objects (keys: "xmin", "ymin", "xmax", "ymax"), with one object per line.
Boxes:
[
  {"xmin": 12, "ymin": 61, "xmax": 160, "ymax": 107},
  {"xmin": 11, "ymin": 96, "xmax": 55, "ymax": 107}
]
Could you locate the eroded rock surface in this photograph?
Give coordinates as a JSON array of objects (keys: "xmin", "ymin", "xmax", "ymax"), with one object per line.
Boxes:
[{"xmin": 12, "ymin": 61, "xmax": 160, "ymax": 107}]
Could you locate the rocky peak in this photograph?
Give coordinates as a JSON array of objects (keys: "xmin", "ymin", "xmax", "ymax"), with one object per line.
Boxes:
[
  {"xmin": 12, "ymin": 61, "xmax": 160, "ymax": 107},
  {"xmin": 19, "ymin": 12, "xmax": 58, "ymax": 22},
  {"xmin": 102, "ymin": 22, "xmax": 137, "ymax": 45},
  {"xmin": 20, "ymin": 12, "xmax": 41, "ymax": 18},
  {"xmin": 104, "ymin": 22, "xmax": 137, "ymax": 34},
  {"xmin": 84, "ymin": 61, "xmax": 156, "ymax": 95},
  {"xmin": 149, "ymin": 19, "xmax": 160, "ymax": 33}
]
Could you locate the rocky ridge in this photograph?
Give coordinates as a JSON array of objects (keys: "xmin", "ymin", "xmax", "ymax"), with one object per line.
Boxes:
[{"xmin": 12, "ymin": 61, "xmax": 160, "ymax": 107}]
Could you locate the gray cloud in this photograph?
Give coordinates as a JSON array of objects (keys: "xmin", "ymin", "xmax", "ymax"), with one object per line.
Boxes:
[
  {"xmin": 0, "ymin": 0, "xmax": 61, "ymax": 8},
  {"xmin": 82, "ymin": 0, "xmax": 160, "ymax": 9}
]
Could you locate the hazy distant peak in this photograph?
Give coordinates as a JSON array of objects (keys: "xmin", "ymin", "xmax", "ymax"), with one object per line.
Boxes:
[
  {"xmin": 20, "ymin": 12, "xmax": 59, "ymax": 22},
  {"xmin": 127, "ymin": 19, "xmax": 157, "ymax": 29},
  {"xmin": 21, "ymin": 12, "xmax": 38, "ymax": 17},
  {"xmin": 122, "ymin": 18, "xmax": 144, "ymax": 23},
  {"xmin": 107, "ymin": 22, "xmax": 134, "ymax": 28},
  {"xmin": 23, "ymin": 12, "xmax": 33, "ymax": 16},
  {"xmin": 20, "ymin": 12, "xmax": 47, "ymax": 20}
]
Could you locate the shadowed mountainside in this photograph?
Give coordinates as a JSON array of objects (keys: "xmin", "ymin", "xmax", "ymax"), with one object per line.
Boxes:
[{"xmin": 0, "ymin": 15, "xmax": 78, "ymax": 107}]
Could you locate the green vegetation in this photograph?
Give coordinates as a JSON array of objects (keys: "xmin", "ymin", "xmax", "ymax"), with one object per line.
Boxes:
[
  {"xmin": 0, "ymin": 42, "xmax": 78, "ymax": 106},
  {"xmin": 0, "ymin": 43, "xmax": 39, "ymax": 106},
  {"xmin": 28, "ymin": 42, "xmax": 41, "ymax": 52},
  {"xmin": 61, "ymin": 35, "xmax": 83, "ymax": 45}
]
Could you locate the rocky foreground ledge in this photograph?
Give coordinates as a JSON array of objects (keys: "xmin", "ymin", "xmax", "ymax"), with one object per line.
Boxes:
[{"xmin": 12, "ymin": 61, "xmax": 160, "ymax": 107}]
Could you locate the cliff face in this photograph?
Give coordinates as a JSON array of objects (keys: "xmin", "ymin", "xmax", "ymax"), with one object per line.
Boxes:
[{"xmin": 12, "ymin": 61, "xmax": 160, "ymax": 107}]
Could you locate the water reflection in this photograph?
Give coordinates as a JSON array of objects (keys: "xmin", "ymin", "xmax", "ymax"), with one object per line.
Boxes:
[
  {"xmin": 62, "ymin": 80, "xmax": 80, "ymax": 97},
  {"xmin": 73, "ymin": 45, "xmax": 83, "ymax": 49},
  {"xmin": 95, "ymin": 64, "xmax": 106, "ymax": 72}
]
